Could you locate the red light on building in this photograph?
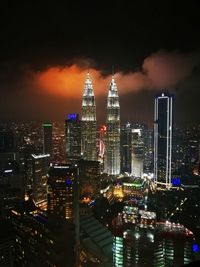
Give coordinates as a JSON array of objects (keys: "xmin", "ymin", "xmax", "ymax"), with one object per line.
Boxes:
[{"xmin": 100, "ymin": 125, "xmax": 107, "ymax": 132}]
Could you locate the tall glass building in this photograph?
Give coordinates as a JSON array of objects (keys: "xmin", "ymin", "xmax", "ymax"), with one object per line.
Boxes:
[
  {"xmin": 131, "ymin": 129, "xmax": 144, "ymax": 178},
  {"xmin": 65, "ymin": 113, "xmax": 81, "ymax": 161},
  {"xmin": 104, "ymin": 77, "xmax": 120, "ymax": 175},
  {"xmin": 81, "ymin": 73, "xmax": 97, "ymax": 161},
  {"xmin": 154, "ymin": 93, "xmax": 173, "ymax": 186}
]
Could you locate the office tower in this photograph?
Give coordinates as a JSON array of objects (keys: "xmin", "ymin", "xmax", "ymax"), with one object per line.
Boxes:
[
  {"xmin": 28, "ymin": 154, "xmax": 50, "ymax": 208},
  {"xmin": 105, "ymin": 77, "xmax": 120, "ymax": 175},
  {"xmin": 43, "ymin": 122, "xmax": 53, "ymax": 156},
  {"xmin": 47, "ymin": 165, "xmax": 78, "ymax": 220},
  {"xmin": 121, "ymin": 123, "xmax": 132, "ymax": 173},
  {"xmin": 143, "ymin": 127, "xmax": 153, "ymax": 173},
  {"xmin": 65, "ymin": 113, "xmax": 81, "ymax": 161},
  {"xmin": 131, "ymin": 129, "xmax": 144, "ymax": 178},
  {"xmin": 154, "ymin": 93, "xmax": 173, "ymax": 186},
  {"xmin": 52, "ymin": 122, "xmax": 65, "ymax": 163},
  {"xmin": 81, "ymin": 73, "xmax": 97, "ymax": 161}
]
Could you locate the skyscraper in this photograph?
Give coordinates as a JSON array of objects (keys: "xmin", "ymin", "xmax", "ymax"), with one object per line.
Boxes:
[
  {"xmin": 43, "ymin": 122, "xmax": 53, "ymax": 156},
  {"xmin": 105, "ymin": 77, "xmax": 120, "ymax": 175},
  {"xmin": 29, "ymin": 154, "xmax": 50, "ymax": 208},
  {"xmin": 65, "ymin": 113, "xmax": 81, "ymax": 161},
  {"xmin": 81, "ymin": 73, "xmax": 97, "ymax": 161},
  {"xmin": 154, "ymin": 93, "xmax": 173, "ymax": 186},
  {"xmin": 131, "ymin": 129, "xmax": 144, "ymax": 178},
  {"xmin": 121, "ymin": 123, "xmax": 132, "ymax": 173},
  {"xmin": 47, "ymin": 165, "xmax": 78, "ymax": 220}
]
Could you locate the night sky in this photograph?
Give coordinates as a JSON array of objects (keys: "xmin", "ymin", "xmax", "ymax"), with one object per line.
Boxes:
[{"xmin": 0, "ymin": 1, "xmax": 200, "ymax": 126}]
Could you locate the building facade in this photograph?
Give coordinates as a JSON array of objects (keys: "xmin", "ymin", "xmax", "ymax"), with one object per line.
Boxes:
[
  {"xmin": 43, "ymin": 122, "xmax": 53, "ymax": 156},
  {"xmin": 30, "ymin": 154, "xmax": 50, "ymax": 208},
  {"xmin": 105, "ymin": 77, "xmax": 120, "ymax": 175},
  {"xmin": 11, "ymin": 206, "xmax": 75, "ymax": 267},
  {"xmin": 131, "ymin": 129, "xmax": 144, "ymax": 178},
  {"xmin": 47, "ymin": 165, "xmax": 78, "ymax": 220},
  {"xmin": 113, "ymin": 212, "xmax": 195, "ymax": 267},
  {"xmin": 154, "ymin": 93, "xmax": 173, "ymax": 186},
  {"xmin": 65, "ymin": 113, "xmax": 81, "ymax": 161},
  {"xmin": 121, "ymin": 123, "xmax": 132, "ymax": 174},
  {"xmin": 81, "ymin": 73, "xmax": 97, "ymax": 161}
]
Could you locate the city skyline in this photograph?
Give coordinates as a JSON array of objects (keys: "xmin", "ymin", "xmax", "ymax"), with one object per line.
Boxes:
[
  {"xmin": 1, "ymin": 2, "xmax": 200, "ymax": 267},
  {"xmin": 0, "ymin": 2, "xmax": 200, "ymax": 125}
]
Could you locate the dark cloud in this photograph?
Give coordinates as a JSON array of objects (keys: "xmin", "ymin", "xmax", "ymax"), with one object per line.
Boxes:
[
  {"xmin": 0, "ymin": 49, "xmax": 200, "ymax": 125},
  {"xmin": 0, "ymin": 2, "xmax": 200, "ymax": 124}
]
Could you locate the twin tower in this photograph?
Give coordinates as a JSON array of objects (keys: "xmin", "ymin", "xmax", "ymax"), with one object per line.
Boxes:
[{"xmin": 81, "ymin": 73, "xmax": 120, "ymax": 175}]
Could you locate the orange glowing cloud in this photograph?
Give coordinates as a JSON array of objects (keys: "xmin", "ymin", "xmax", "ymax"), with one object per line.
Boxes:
[
  {"xmin": 35, "ymin": 65, "xmax": 110, "ymax": 98},
  {"xmin": 34, "ymin": 64, "xmax": 153, "ymax": 98},
  {"xmin": 32, "ymin": 50, "xmax": 199, "ymax": 99}
]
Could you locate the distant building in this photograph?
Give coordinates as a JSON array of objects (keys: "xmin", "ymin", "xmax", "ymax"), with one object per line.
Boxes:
[
  {"xmin": 78, "ymin": 159, "xmax": 101, "ymax": 198},
  {"xmin": 47, "ymin": 165, "xmax": 78, "ymax": 220},
  {"xmin": 104, "ymin": 77, "xmax": 120, "ymax": 175},
  {"xmin": 65, "ymin": 113, "xmax": 81, "ymax": 161},
  {"xmin": 29, "ymin": 154, "xmax": 50, "ymax": 208},
  {"xmin": 154, "ymin": 93, "xmax": 173, "ymax": 186},
  {"xmin": 81, "ymin": 73, "xmax": 97, "ymax": 161},
  {"xmin": 98, "ymin": 125, "xmax": 107, "ymax": 169},
  {"xmin": 0, "ymin": 130, "xmax": 15, "ymax": 153},
  {"xmin": 131, "ymin": 129, "xmax": 144, "ymax": 178},
  {"xmin": 43, "ymin": 122, "xmax": 53, "ymax": 156},
  {"xmin": 0, "ymin": 130, "xmax": 18, "ymax": 168},
  {"xmin": 121, "ymin": 123, "xmax": 132, "ymax": 173}
]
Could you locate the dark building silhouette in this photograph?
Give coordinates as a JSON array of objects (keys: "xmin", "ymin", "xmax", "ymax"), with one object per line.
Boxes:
[
  {"xmin": 121, "ymin": 123, "xmax": 132, "ymax": 174},
  {"xmin": 43, "ymin": 122, "xmax": 53, "ymax": 156},
  {"xmin": 11, "ymin": 201, "xmax": 75, "ymax": 267}
]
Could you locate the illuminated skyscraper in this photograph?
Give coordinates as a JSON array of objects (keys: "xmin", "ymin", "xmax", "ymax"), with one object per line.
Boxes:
[
  {"xmin": 81, "ymin": 73, "xmax": 97, "ymax": 161},
  {"xmin": 65, "ymin": 113, "xmax": 81, "ymax": 161},
  {"xmin": 47, "ymin": 165, "xmax": 78, "ymax": 220},
  {"xmin": 131, "ymin": 129, "xmax": 144, "ymax": 178},
  {"xmin": 154, "ymin": 93, "xmax": 173, "ymax": 186},
  {"xmin": 29, "ymin": 154, "xmax": 50, "ymax": 208},
  {"xmin": 105, "ymin": 77, "xmax": 120, "ymax": 175},
  {"xmin": 121, "ymin": 123, "xmax": 132, "ymax": 173},
  {"xmin": 43, "ymin": 122, "xmax": 53, "ymax": 156}
]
